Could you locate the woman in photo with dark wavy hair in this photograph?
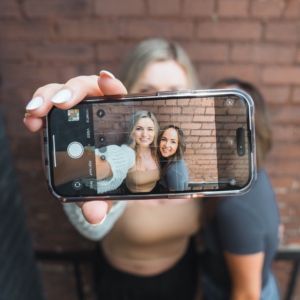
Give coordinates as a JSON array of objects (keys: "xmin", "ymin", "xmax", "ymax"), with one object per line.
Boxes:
[{"xmin": 158, "ymin": 125, "xmax": 189, "ymax": 192}]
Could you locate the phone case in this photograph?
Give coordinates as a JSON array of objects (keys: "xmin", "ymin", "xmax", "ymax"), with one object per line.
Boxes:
[{"xmin": 42, "ymin": 88, "xmax": 256, "ymax": 202}]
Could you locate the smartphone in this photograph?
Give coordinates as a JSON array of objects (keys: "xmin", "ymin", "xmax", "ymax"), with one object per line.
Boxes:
[{"xmin": 42, "ymin": 89, "xmax": 256, "ymax": 202}]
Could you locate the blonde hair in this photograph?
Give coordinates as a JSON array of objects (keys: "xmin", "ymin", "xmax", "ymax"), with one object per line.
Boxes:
[
  {"xmin": 127, "ymin": 110, "xmax": 160, "ymax": 167},
  {"xmin": 119, "ymin": 38, "xmax": 200, "ymax": 92}
]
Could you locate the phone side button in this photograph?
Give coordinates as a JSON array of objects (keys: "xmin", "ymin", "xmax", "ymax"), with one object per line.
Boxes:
[
  {"xmin": 177, "ymin": 89, "xmax": 192, "ymax": 94},
  {"xmin": 156, "ymin": 91, "xmax": 178, "ymax": 96}
]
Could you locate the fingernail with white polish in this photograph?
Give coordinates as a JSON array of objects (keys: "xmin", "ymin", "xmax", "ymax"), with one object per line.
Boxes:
[
  {"xmin": 24, "ymin": 113, "xmax": 39, "ymax": 119},
  {"xmin": 92, "ymin": 214, "xmax": 107, "ymax": 227},
  {"xmin": 51, "ymin": 89, "xmax": 72, "ymax": 104},
  {"xmin": 26, "ymin": 96, "xmax": 44, "ymax": 110},
  {"xmin": 100, "ymin": 70, "xmax": 115, "ymax": 80}
]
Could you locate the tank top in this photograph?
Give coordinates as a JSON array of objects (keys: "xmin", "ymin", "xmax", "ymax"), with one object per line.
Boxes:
[{"xmin": 126, "ymin": 169, "xmax": 160, "ymax": 193}]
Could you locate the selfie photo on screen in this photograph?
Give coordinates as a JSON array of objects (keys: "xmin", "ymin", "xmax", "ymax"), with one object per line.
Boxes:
[{"xmin": 49, "ymin": 93, "xmax": 251, "ymax": 197}]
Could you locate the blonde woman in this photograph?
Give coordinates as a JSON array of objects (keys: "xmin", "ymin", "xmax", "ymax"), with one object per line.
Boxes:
[
  {"xmin": 24, "ymin": 39, "xmax": 201, "ymax": 300},
  {"xmin": 125, "ymin": 110, "xmax": 160, "ymax": 193}
]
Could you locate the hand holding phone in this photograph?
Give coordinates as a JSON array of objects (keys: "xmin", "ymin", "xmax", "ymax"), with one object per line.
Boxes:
[
  {"xmin": 45, "ymin": 90, "xmax": 255, "ymax": 202},
  {"xmin": 24, "ymin": 72, "xmax": 127, "ymax": 225}
]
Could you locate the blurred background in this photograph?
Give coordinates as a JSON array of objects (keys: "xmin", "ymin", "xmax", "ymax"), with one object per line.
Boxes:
[{"xmin": 0, "ymin": 0, "xmax": 299, "ymax": 299}]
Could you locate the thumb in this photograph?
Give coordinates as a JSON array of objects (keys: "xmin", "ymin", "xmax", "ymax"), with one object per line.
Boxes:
[
  {"xmin": 81, "ymin": 200, "xmax": 112, "ymax": 225},
  {"xmin": 98, "ymin": 70, "xmax": 127, "ymax": 95}
]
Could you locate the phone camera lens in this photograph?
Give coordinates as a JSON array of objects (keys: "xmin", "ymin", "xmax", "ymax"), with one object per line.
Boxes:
[
  {"xmin": 99, "ymin": 136, "xmax": 106, "ymax": 143},
  {"xmin": 101, "ymin": 155, "xmax": 106, "ymax": 161},
  {"xmin": 97, "ymin": 109, "xmax": 105, "ymax": 118}
]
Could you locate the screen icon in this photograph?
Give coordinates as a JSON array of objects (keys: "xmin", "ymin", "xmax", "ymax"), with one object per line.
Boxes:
[
  {"xmin": 97, "ymin": 109, "xmax": 105, "ymax": 118},
  {"xmin": 72, "ymin": 180, "xmax": 83, "ymax": 190},
  {"xmin": 68, "ymin": 109, "xmax": 80, "ymax": 121},
  {"xmin": 67, "ymin": 142, "xmax": 84, "ymax": 159}
]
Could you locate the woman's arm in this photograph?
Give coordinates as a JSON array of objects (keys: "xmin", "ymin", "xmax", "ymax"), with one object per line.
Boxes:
[{"xmin": 224, "ymin": 251, "xmax": 264, "ymax": 300}]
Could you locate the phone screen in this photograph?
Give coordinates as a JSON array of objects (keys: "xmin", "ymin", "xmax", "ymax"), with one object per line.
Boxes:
[{"xmin": 48, "ymin": 95, "xmax": 251, "ymax": 197}]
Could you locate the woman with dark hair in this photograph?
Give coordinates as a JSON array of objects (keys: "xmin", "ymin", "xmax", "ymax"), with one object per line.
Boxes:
[
  {"xmin": 158, "ymin": 125, "xmax": 189, "ymax": 191},
  {"xmin": 200, "ymin": 78, "xmax": 280, "ymax": 300}
]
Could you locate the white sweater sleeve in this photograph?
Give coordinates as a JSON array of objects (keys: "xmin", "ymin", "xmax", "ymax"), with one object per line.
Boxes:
[
  {"xmin": 81, "ymin": 144, "xmax": 135, "ymax": 194},
  {"xmin": 62, "ymin": 201, "xmax": 127, "ymax": 241}
]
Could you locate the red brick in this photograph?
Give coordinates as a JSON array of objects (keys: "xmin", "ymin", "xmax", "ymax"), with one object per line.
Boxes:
[
  {"xmin": 60, "ymin": 64, "xmax": 98, "ymax": 82},
  {"xmin": 283, "ymin": 0, "xmax": 300, "ymax": 19},
  {"xmin": 201, "ymin": 123, "xmax": 217, "ymax": 129},
  {"xmin": 251, "ymin": 0, "xmax": 282, "ymax": 18},
  {"xmin": 195, "ymin": 160, "xmax": 211, "ymax": 165},
  {"xmin": 186, "ymin": 136, "xmax": 199, "ymax": 142},
  {"xmin": 214, "ymin": 108, "xmax": 227, "ymax": 115},
  {"xmin": 182, "ymin": 42, "xmax": 229, "ymax": 63},
  {"xmin": 191, "ymin": 130, "xmax": 212, "ymax": 135},
  {"xmin": 178, "ymin": 98, "xmax": 190, "ymax": 105},
  {"xmin": 181, "ymin": 123, "xmax": 201, "ymax": 129},
  {"xmin": 0, "ymin": 2, "xmax": 21, "ymax": 18},
  {"xmin": 198, "ymin": 64, "xmax": 258, "ymax": 87},
  {"xmin": 156, "ymin": 115, "xmax": 170, "ymax": 122},
  {"xmin": 196, "ymin": 149, "xmax": 217, "ymax": 154},
  {"xmin": 182, "ymin": 107, "xmax": 205, "ymax": 114},
  {"xmin": 265, "ymin": 22, "xmax": 298, "ymax": 42},
  {"xmin": 30, "ymin": 44, "xmax": 94, "ymax": 62},
  {"xmin": 159, "ymin": 107, "xmax": 181, "ymax": 114},
  {"xmin": 148, "ymin": 0, "xmax": 180, "ymax": 16},
  {"xmin": 269, "ymin": 144, "xmax": 300, "ymax": 159},
  {"xmin": 24, "ymin": 0, "xmax": 92, "ymax": 18},
  {"xmin": 199, "ymin": 137, "xmax": 217, "ymax": 143},
  {"xmin": 262, "ymin": 67, "xmax": 300, "ymax": 85},
  {"xmin": 165, "ymin": 99, "xmax": 178, "ymax": 106},
  {"xmin": 55, "ymin": 20, "xmax": 121, "ymax": 40},
  {"xmin": 0, "ymin": 21, "xmax": 50, "ymax": 40},
  {"xmin": 228, "ymin": 108, "xmax": 245, "ymax": 115},
  {"xmin": 185, "ymin": 154, "xmax": 206, "ymax": 160},
  {"xmin": 291, "ymin": 88, "xmax": 300, "ymax": 103},
  {"xmin": 215, "ymin": 116, "xmax": 237, "ymax": 122},
  {"xmin": 202, "ymin": 98, "xmax": 214, "ymax": 106},
  {"xmin": 96, "ymin": 43, "xmax": 135, "ymax": 62},
  {"xmin": 266, "ymin": 161, "xmax": 300, "ymax": 175},
  {"xmin": 1, "ymin": 65, "xmax": 58, "ymax": 87},
  {"xmin": 271, "ymin": 107, "xmax": 300, "ymax": 124},
  {"xmin": 219, "ymin": 0, "xmax": 248, "ymax": 18},
  {"xmin": 193, "ymin": 115, "xmax": 215, "ymax": 122},
  {"xmin": 223, "ymin": 123, "xmax": 244, "ymax": 130},
  {"xmin": 231, "ymin": 44, "xmax": 296, "ymax": 64},
  {"xmin": 205, "ymin": 108, "xmax": 214, "ymax": 114},
  {"xmin": 236, "ymin": 116, "xmax": 246, "ymax": 122},
  {"xmin": 182, "ymin": 0, "xmax": 215, "ymax": 17},
  {"xmin": 196, "ymin": 21, "xmax": 262, "ymax": 41},
  {"xmin": 216, "ymin": 130, "xmax": 230, "ymax": 136},
  {"xmin": 271, "ymin": 126, "xmax": 295, "ymax": 142},
  {"xmin": 95, "ymin": 0, "xmax": 145, "ymax": 16},
  {"xmin": 260, "ymin": 86, "xmax": 290, "ymax": 104},
  {"xmin": 171, "ymin": 115, "xmax": 194, "ymax": 122},
  {"xmin": 0, "ymin": 43, "xmax": 26, "ymax": 61},
  {"xmin": 125, "ymin": 20, "xmax": 194, "ymax": 39},
  {"xmin": 270, "ymin": 177, "xmax": 297, "ymax": 189}
]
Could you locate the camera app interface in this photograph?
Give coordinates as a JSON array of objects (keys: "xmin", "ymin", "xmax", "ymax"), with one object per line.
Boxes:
[{"xmin": 49, "ymin": 96, "xmax": 250, "ymax": 197}]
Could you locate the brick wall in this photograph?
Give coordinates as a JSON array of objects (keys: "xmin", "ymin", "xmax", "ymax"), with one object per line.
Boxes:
[
  {"xmin": 0, "ymin": 0, "xmax": 299, "ymax": 299},
  {"xmin": 93, "ymin": 95, "xmax": 248, "ymax": 188}
]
